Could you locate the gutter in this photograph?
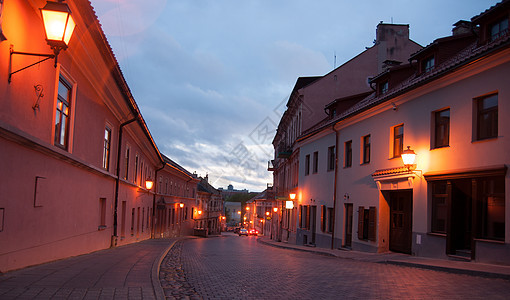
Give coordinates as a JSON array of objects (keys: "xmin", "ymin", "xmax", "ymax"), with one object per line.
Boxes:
[
  {"xmin": 331, "ymin": 125, "xmax": 339, "ymax": 249},
  {"xmin": 112, "ymin": 117, "xmax": 137, "ymax": 247}
]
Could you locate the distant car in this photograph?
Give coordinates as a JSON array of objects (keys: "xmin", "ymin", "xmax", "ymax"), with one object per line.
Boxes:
[
  {"xmin": 248, "ymin": 229, "xmax": 259, "ymax": 236},
  {"xmin": 239, "ymin": 228, "xmax": 248, "ymax": 236}
]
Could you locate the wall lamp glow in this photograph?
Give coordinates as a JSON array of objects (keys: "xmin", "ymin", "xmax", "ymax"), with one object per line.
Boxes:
[
  {"xmin": 401, "ymin": 146, "xmax": 417, "ymax": 171},
  {"xmin": 9, "ymin": 0, "xmax": 75, "ymax": 83},
  {"xmin": 179, "ymin": 202, "xmax": 184, "ymax": 208}
]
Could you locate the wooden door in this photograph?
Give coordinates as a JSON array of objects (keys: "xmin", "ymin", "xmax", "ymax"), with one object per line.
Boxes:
[
  {"xmin": 344, "ymin": 204, "xmax": 353, "ymax": 247},
  {"xmin": 389, "ymin": 190, "xmax": 412, "ymax": 254}
]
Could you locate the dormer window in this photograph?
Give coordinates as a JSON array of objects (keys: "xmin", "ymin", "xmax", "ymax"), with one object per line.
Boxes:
[
  {"xmin": 422, "ymin": 56, "xmax": 435, "ymax": 73},
  {"xmin": 490, "ymin": 18, "xmax": 508, "ymax": 41},
  {"xmin": 379, "ymin": 81, "xmax": 388, "ymax": 95}
]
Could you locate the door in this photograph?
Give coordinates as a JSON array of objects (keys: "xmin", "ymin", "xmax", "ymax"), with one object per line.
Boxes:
[
  {"xmin": 389, "ymin": 190, "xmax": 413, "ymax": 254},
  {"xmin": 344, "ymin": 204, "xmax": 353, "ymax": 247},
  {"xmin": 448, "ymin": 179, "xmax": 472, "ymax": 257},
  {"xmin": 311, "ymin": 206, "xmax": 317, "ymax": 245}
]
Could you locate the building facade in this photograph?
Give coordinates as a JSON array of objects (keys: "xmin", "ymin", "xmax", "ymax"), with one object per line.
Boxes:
[
  {"xmin": 0, "ymin": 0, "xmax": 198, "ymax": 272},
  {"xmin": 278, "ymin": 0, "xmax": 510, "ymax": 264}
]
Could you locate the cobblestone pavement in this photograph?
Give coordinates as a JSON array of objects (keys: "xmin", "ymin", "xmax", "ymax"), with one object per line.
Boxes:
[
  {"xmin": 159, "ymin": 239, "xmax": 201, "ymax": 300},
  {"xmin": 0, "ymin": 238, "xmax": 176, "ymax": 299},
  {"xmin": 173, "ymin": 235, "xmax": 510, "ymax": 299}
]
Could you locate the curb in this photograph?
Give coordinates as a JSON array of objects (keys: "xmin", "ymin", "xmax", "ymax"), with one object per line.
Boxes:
[
  {"xmin": 383, "ymin": 260, "xmax": 510, "ymax": 281},
  {"xmin": 257, "ymin": 237, "xmax": 336, "ymax": 257},
  {"xmin": 151, "ymin": 239, "xmax": 179, "ymax": 300},
  {"xmin": 257, "ymin": 237, "xmax": 510, "ymax": 281}
]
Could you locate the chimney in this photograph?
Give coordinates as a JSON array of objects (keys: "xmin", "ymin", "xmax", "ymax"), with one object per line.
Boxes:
[
  {"xmin": 452, "ymin": 20, "xmax": 473, "ymax": 36},
  {"xmin": 376, "ymin": 22, "xmax": 410, "ymax": 43}
]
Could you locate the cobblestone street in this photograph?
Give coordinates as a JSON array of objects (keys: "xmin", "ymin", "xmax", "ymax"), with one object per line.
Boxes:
[{"xmin": 166, "ymin": 235, "xmax": 510, "ymax": 299}]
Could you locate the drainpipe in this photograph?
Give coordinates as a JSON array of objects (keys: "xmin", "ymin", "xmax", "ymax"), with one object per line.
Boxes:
[
  {"xmin": 112, "ymin": 117, "xmax": 137, "ymax": 247},
  {"xmin": 331, "ymin": 126, "xmax": 339, "ymax": 249},
  {"xmin": 151, "ymin": 164, "xmax": 166, "ymax": 239}
]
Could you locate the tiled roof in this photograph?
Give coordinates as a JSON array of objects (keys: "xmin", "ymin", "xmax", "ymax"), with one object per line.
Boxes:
[
  {"xmin": 372, "ymin": 167, "xmax": 412, "ymax": 177},
  {"xmin": 298, "ymin": 29, "xmax": 510, "ymax": 142}
]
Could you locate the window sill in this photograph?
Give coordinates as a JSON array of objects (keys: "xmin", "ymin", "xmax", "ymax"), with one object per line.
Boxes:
[
  {"xmin": 98, "ymin": 225, "xmax": 107, "ymax": 231},
  {"xmin": 430, "ymin": 145, "xmax": 450, "ymax": 151},
  {"xmin": 472, "ymin": 136, "xmax": 499, "ymax": 143},
  {"xmin": 427, "ymin": 232, "xmax": 446, "ymax": 237},
  {"xmin": 474, "ymin": 238, "xmax": 505, "ymax": 245}
]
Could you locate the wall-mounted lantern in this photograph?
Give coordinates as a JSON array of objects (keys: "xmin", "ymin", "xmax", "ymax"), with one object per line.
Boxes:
[
  {"xmin": 273, "ymin": 207, "xmax": 278, "ymax": 213},
  {"xmin": 145, "ymin": 178, "xmax": 154, "ymax": 191},
  {"xmin": 9, "ymin": 0, "xmax": 75, "ymax": 82},
  {"xmin": 401, "ymin": 146, "xmax": 416, "ymax": 170},
  {"xmin": 179, "ymin": 202, "xmax": 184, "ymax": 208}
]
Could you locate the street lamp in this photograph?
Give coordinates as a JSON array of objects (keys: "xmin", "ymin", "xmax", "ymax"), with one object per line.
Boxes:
[
  {"xmin": 401, "ymin": 146, "xmax": 417, "ymax": 170},
  {"xmin": 9, "ymin": 0, "xmax": 76, "ymax": 82},
  {"xmin": 145, "ymin": 178, "xmax": 154, "ymax": 190},
  {"xmin": 179, "ymin": 202, "xmax": 184, "ymax": 208}
]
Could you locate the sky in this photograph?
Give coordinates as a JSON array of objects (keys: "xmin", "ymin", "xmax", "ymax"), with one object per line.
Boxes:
[{"xmin": 89, "ymin": 0, "xmax": 500, "ymax": 192}]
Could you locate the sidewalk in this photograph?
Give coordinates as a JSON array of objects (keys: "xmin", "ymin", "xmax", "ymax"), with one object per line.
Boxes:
[
  {"xmin": 0, "ymin": 238, "xmax": 177, "ymax": 299},
  {"xmin": 257, "ymin": 236, "xmax": 510, "ymax": 280}
]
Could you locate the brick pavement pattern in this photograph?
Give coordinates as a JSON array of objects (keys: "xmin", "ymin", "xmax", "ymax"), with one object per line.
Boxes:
[
  {"xmin": 179, "ymin": 236, "xmax": 510, "ymax": 299},
  {"xmin": 0, "ymin": 238, "xmax": 176, "ymax": 299}
]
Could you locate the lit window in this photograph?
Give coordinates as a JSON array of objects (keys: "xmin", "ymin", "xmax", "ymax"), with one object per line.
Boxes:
[
  {"xmin": 102, "ymin": 126, "xmax": 112, "ymax": 170},
  {"xmin": 344, "ymin": 141, "xmax": 352, "ymax": 168},
  {"xmin": 55, "ymin": 76, "xmax": 72, "ymax": 149},
  {"xmin": 392, "ymin": 125, "xmax": 403, "ymax": 158},
  {"xmin": 475, "ymin": 94, "xmax": 498, "ymax": 140},
  {"xmin": 433, "ymin": 109, "xmax": 450, "ymax": 148}
]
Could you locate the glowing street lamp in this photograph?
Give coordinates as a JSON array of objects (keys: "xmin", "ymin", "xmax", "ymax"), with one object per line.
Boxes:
[
  {"xmin": 273, "ymin": 207, "xmax": 278, "ymax": 213},
  {"xmin": 179, "ymin": 202, "xmax": 184, "ymax": 208},
  {"xmin": 401, "ymin": 146, "xmax": 417, "ymax": 170},
  {"xmin": 145, "ymin": 179, "xmax": 154, "ymax": 190},
  {"xmin": 246, "ymin": 206, "xmax": 250, "ymax": 211},
  {"xmin": 265, "ymin": 211, "xmax": 270, "ymax": 216},
  {"xmin": 9, "ymin": 0, "xmax": 76, "ymax": 82}
]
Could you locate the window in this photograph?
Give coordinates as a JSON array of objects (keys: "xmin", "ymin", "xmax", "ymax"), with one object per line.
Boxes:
[
  {"xmin": 327, "ymin": 207, "xmax": 334, "ymax": 233},
  {"xmin": 327, "ymin": 146, "xmax": 335, "ymax": 171},
  {"xmin": 476, "ymin": 176, "xmax": 505, "ymax": 241},
  {"xmin": 362, "ymin": 135, "xmax": 370, "ymax": 164},
  {"xmin": 313, "ymin": 151, "xmax": 318, "ymax": 173},
  {"xmin": 392, "ymin": 125, "xmax": 403, "ymax": 158},
  {"xmin": 102, "ymin": 127, "xmax": 112, "ymax": 170},
  {"xmin": 490, "ymin": 18, "xmax": 508, "ymax": 41},
  {"xmin": 357, "ymin": 206, "xmax": 376, "ymax": 241},
  {"xmin": 55, "ymin": 76, "xmax": 72, "ymax": 149},
  {"xmin": 305, "ymin": 154, "xmax": 310, "ymax": 175},
  {"xmin": 321, "ymin": 205, "xmax": 326, "ymax": 232},
  {"xmin": 344, "ymin": 141, "xmax": 352, "ymax": 168},
  {"xmin": 134, "ymin": 155, "xmax": 139, "ymax": 183},
  {"xmin": 99, "ymin": 198, "xmax": 106, "ymax": 230},
  {"xmin": 124, "ymin": 147, "xmax": 130, "ymax": 180},
  {"xmin": 434, "ymin": 109, "xmax": 450, "ymax": 148},
  {"xmin": 130, "ymin": 208, "xmax": 135, "ymax": 236},
  {"xmin": 379, "ymin": 81, "xmax": 388, "ymax": 95},
  {"xmin": 430, "ymin": 182, "xmax": 447, "ymax": 234},
  {"xmin": 475, "ymin": 94, "xmax": 498, "ymax": 140},
  {"xmin": 422, "ymin": 56, "xmax": 435, "ymax": 73}
]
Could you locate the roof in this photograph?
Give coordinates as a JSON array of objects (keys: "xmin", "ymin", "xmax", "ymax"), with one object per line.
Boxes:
[
  {"xmin": 248, "ymin": 189, "xmax": 275, "ymax": 202},
  {"xmin": 285, "ymin": 76, "xmax": 322, "ymax": 107},
  {"xmin": 298, "ymin": 24, "xmax": 510, "ymax": 143},
  {"xmin": 471, "ymin": 0, "xmax": 510, "ymax": 23},
  {"xmin": 198, "ymin": 177, "xmax": 221, "ymax": 195}
]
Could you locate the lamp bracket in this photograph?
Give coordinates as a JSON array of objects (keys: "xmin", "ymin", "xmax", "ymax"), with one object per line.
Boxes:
[{"xmin": 8, "ymin": 46, "xmax": 56, "ymax": 83}]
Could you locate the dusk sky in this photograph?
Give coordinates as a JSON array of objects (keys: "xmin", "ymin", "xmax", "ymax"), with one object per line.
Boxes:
[{"xmin": 89, "ymin": 0, "xmax": 499, "ymax": 192}]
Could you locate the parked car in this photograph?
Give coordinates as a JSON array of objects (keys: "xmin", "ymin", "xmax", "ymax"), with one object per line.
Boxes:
[
  {"xmin": 248, "ymin": 229, "xmax": 259, "ymax": 236},
  {"xmin": 239, "ymin": 228, "xmax": 248, "ymax": 236}
]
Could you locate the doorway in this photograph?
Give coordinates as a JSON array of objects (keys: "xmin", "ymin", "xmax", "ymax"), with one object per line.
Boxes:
[
  {"xmin": 448, "ymin": 179, "xmax": 472, "ymax": 257},
  {"xmin": 311, "ymin": 206, "xmax": 317, "ymax": 245},
  {"xmin": 389, "ymin": 190, "xmax": 413, "ymax": 254},
  {"xmin": 344, "ymin": 204, "xmax": 353, "ymax": 248}
]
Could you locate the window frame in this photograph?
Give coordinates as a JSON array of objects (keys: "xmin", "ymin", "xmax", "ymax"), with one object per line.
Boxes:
[
  {"xmin": 312, "ymin": 151, "xmax": 319, "ymax": 174},
  {"xmin": 392, "ymin": 124, "xmax": 404, "ymax": 158},
  {"xmin": 327, "ymin": 146, "xmax": 335, "ymax": 171},
  {"xmin": 474, "ymin": 93, "xmax": 498, "ymax": 141},
  {"xmin": 362, "ymin": 135, "xmax": 370, "ymax": 164},
  {"xmin": 344, "ymin": 140, "xmax": 352, "ymax": 168},
  {"xmin": 422, "ymin": 55, "xmax": 435, "ymax": 73},
  {"xmin": 102, "ymin": 126, "xmax": 112, "ymax": 170},
  {"xmin": 433, "ymin": 108, "xmax": 450, "ymax": 149},
  {"xmin": 305, "ymin": 154, "xmax": 310, "ymax": 176},
  {"xmin": 54, "ymin": 75, "xmax": 73, "ymax": 150},
  {"xmin": 490, "ymin": 17, "xmax": 509, "ymax": 41}
]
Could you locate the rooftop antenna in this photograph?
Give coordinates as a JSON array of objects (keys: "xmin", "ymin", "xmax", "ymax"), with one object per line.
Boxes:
[{"xmin": 334, "ymin": 51, "xmax": 337, "ymax": 69}]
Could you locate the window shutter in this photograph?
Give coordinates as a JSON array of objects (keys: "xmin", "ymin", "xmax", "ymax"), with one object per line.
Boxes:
[
  {"xmin": 368, "ymin": 206, "xmax": 377, "ymax": 241},
  {"xmin": 357, "ymin": 206, "xmax": 364, "ymax": 240},
  {"xmin": 321, "ymin": 205, "xmax": 326, "ymax": 232}
]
